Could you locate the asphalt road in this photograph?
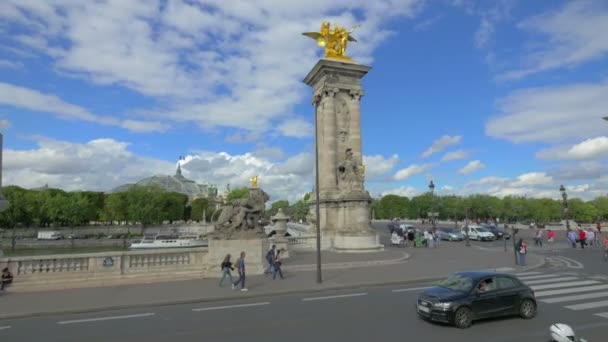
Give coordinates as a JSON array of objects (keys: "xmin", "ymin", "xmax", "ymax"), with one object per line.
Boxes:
[{"xmin": 2, "ymin": 270, "xmax": 608, "ymax": 342}]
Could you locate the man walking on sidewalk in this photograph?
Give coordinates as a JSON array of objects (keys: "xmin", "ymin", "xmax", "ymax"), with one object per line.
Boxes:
[{"xmin": 232, "ymin": 251, "xmax": 247, "ymax": 291}]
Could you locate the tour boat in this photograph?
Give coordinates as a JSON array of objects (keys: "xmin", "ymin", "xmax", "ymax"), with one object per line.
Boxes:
[{"xmin": 129, "ymin": 234, "xmax": 209, "ymax": 249}]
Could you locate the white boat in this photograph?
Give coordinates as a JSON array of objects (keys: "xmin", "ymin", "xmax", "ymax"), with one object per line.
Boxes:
[{"xmin": 129, "ymin": 234, "xmax": 208, "ymax": 249}]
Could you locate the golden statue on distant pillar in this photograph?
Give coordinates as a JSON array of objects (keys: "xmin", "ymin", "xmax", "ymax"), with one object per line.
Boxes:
[
  {"xmin": 249, "ymin": 175, "xmax": 258, "ymax": 188},
  {"xmin": 303, "ymin": 22, "xmax": 360, "ymax": 61}
]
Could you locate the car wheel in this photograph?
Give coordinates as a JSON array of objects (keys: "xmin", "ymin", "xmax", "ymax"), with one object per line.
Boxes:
[
  {"xmin": 519, "ymin": 299, "xmax": 536, "ymax": 319},
  {"xmin": 454, "ymin": 307, "xmax": 473, "ymax": 329},
  {"xmin": 449, "ymin": 237, "xmax": 453, "ymax": 241}
]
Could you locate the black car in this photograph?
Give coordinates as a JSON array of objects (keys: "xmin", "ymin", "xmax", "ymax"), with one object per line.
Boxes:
[
  {"xmin": 416, "ymin": 271, "xmax": 536, "ymax": 328},
  {"xmin": 483, "ymin": 225, "xmax": 511, "ymax": 240}
]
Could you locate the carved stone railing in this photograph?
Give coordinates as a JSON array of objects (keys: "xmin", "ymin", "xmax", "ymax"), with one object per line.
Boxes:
[
  {"xmin": 17, "ymin": 257, "xmax": 89, "ymax": 275},
  {"xmin": 128, "ymin": 253, "xmax": 190, "ymax": 268}
]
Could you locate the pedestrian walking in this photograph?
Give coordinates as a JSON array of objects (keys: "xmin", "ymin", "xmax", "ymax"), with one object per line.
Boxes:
[
  {"xmin": 1, "ymin": 267, "xmax": 13, "ymax": 291},
  {"xmin": 518, "ymin": 239, "xmax": 527, "ymax": 267},
  {"xmin": 594, "ymin": 225, "xmax": 601, "ymax": 247},
  {"xmin": 535, "ymin": 229, "xmax": 544, "ymax": 247},
  {"xmin": 578, "ymin": 229, "xmax": 587, "ymax": 249},
  {"xmin": 232, "ymin": 251, "xmax": 247, "ymax": 291},
  {"xmin": 603, "ymin": 234, "xmax": 608, "ymax": 262},
  {"xmin": 567, "ymin": 230, "xmax": 577, "ymax": 248},
  {"xmin": 547, "ymin": 230, "xmax": 555, "ymax": 244},
  {"xmin": 272, "ymin": 249, "xmax": 284, "ymax": 280},
  {"xmin": 265, "ymin": 245, "xmax": 276, "ymax": 274},
  {"xmin": 219, "ymin": 254, "xmax": 234, "ymax": 287},
  {"xmin": 586, "ymin": 228, "xmax": 595, "ymax": 248}
]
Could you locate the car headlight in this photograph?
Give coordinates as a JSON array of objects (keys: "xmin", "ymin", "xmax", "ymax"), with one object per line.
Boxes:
[{"xmin": 433, "ymin": 302, "xmax": 452, "ymax": 310}]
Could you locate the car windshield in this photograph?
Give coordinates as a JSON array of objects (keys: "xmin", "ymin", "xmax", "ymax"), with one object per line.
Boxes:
[
  {"xmin": 476, "ymin": 227, "xmax": 490, "ymax": 233},
  {"xmin": 438, "ymin": 274, "xmax": 474, "ymax": 292},
  {"xmin": 440, "ymin": 228, "xmax": 455, "ymax": 233}
]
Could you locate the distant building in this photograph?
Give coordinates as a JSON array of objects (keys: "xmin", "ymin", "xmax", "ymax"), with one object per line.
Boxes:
[{"xmin": 110, "ymin": 164, "xmax": 218, "ymax": 203}]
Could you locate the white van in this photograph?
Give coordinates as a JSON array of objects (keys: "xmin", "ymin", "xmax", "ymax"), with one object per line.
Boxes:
[
  {"xmin": 37, "ymin": 231, "xmax": 64, "ymax": 240},
  {"xmin": 461, "ymin": 225, "xmax": 495, "ymax": 241}
]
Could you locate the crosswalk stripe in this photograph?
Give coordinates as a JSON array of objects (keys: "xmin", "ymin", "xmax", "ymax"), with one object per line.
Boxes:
[
  {"xmin": 566, "ymin": 299, "xmax": 608, "ymax": 311},
  {"xmin": 514, "ymin": 271, "xmax": 542, "ymax": 276},
  {"xmin": 595, "ymin": 312, "xmax": 608, "ymax": 319},
  {"xmin": 518, "ymin": 274, "xmax": 565, "ymax": 281},
  {"xmin": 524, "ymin": 276, "xmax": 579, "ymax": 285},
  {"xmin": 531, "ymin": 280, "xmax": 599, "ymax": 291},
  {"xmin": 535, "ymin": 284, "xmax": 608, "ymax": 297},
  {"xmin": 541, "ymin": 291, "xmax": 608, "ymax": 303}
]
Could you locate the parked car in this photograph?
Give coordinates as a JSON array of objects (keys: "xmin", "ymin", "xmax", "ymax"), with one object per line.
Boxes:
[
  {"xmin": 482, "ymin": 225, "xmax": 511, "ymax": 240},
  {"xmin": 436, "ymin": 228, "xmax": 464, "ymax": 241},
  {"xmin": 461, "ymin": 225, "xmax": 495, "ymax": 241},
  {"xmin": 416, "ymin": 271, "xmax": 537, "ymax": 328}
]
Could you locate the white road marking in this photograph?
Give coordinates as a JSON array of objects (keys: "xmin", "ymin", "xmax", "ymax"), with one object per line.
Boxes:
[
  {"xmin": 514, "ymin": 271, "xmax": 542, "ymax": 276},
  {"xmin": 0, "ymin": 326, "xmax": 11, "ymax": 330},
  {"xmin": 524, "ymin": 276, "xmax": 579, "ymax": 285},
  {"xmin": 566, "ymin": 300, "xmax": 608, "ymax": 311},
  {"xmin": 392, "ymin": 286, "xmax": 431, "ymax": 293},
  {"xmin": 553, "ymin": 256, "xmax": 584, "ymax": 269},
  {"xmin": 57, "ymin": 313, "xmax": 155, "ymax": 325},
  {"xmin": 535, "ymin": 284, "xmax": 608, "ymax": 297},
  {"xmin": 192, "ymin": 302, "xmax": 271, "ymax": 312},
  {"xmin": 518, "ymin": 274, "xmax": 565, "ymax": 281},
  {"xmin": 595, "ymin": 312, "xmax": 608, "ymax": 319},
  {"xmin": 531, "ymin": 280, "xmax": 599, "ymax": 291},
  {"xmin": 302, "ymin": 293, "xmax": 368, "ymax": 302},
  {"xmin": 541, "ymin": 291, "xmax": 608, "ymax": 303}
]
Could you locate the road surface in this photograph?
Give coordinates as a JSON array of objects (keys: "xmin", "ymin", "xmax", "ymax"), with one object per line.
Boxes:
[{"xmin": 1, "ymin": 269, "xmax": 607, "ymax": 342}]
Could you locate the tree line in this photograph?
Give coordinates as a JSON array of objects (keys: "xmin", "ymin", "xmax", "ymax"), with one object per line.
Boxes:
[{"xmin": 370, "ymin": 193, "xmax": 608, "ymax": 224}]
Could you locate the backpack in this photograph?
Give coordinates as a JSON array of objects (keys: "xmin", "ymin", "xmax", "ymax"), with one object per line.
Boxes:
[{"xmin": 266, "ymin": 249, "xmax": 274, "ymax": 261}]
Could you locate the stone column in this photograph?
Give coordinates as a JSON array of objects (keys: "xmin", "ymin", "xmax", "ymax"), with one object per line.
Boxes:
[{"xmin": 348, "ymin": 89, "xmax": 364, "ymax": 166}]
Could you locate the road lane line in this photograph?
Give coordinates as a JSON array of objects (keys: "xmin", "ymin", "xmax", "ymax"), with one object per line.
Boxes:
[
  {"xmin": 524, "ymin": 276, "xmax": 579, "ymax": 285},
  {"xmin": 518, "ymin": 274, "xmax": 565, "ymax": 281},
  {"xmin": 566, "ymin": 300, "xmax": 608, "ymax": 311},
  {"xmin": 514, "ymin": 271, "xmax": 542, "ymax": 276},
  {"xmin": 531, "ymin": 280, "xmax": 599, "ymax": 291},
  {"xmin": 57, "ymin": 313, "xmax": 155, "ymax": 325},
  {"xmin": 0, "ymin": 326, "xmax": 11, "ymax": 330},
  {"xmin": 535, "ymin": 284, "xmax": 608, "ymax": 297},
  {"xmin": 192, "ymin": 302, "xmax": 271, "ymax": 312},
  {"xmin": 392, "ymin": 286, "xmax": 431, "ymax": 293},
  {"xmin": 302, "ymin": 293, "xmax": 368, "ymax": 302},
  {"xmin": 595, "ymin": 312, "xmax": 608, "ymax": 319},
  {"xmin": 541, "ymin": 291, "xmax": 608, "ymax": 304}
]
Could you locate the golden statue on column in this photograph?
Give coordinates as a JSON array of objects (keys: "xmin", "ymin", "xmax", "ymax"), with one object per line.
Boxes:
[{"xmin": 302, "ymin": 22, "xmax": 360, "ymax": 61}]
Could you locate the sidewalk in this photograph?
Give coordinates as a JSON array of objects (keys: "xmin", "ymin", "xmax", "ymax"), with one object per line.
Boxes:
[{"xmin": 0, "ymin": 243, "xmax": 544, "ymax": 320}]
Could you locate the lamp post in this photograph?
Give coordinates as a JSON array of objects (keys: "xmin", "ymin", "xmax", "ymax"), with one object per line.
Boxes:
[
  {"xmin": 314, "ymin": 95, "xmax": 322, "ymax": 284},
  {"xmin": 428, "ymin": 180, "xmax": 436, "ymax": 234},
  {"xmin": 465, "ymin": 207, "xmax": 472, "ymax": 247},
  {"xmin": 560, "ymin": 185, "xmax": 570, "ymax": 232},
  {"xmin": 0, "ymin": 133, "xmax": 9, "ymax": 257}
]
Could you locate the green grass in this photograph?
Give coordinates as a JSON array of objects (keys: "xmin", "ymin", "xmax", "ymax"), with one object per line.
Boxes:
[{"xmin": 2, "ymin": 247, "xmax": 126, "ymax": 257}]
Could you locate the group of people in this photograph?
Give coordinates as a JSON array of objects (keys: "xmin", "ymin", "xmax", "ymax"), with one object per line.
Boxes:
[
  {"xmin": 566, "ymin": 224, "xmax": 604, "ymax": 249},
  {"xmin": 391, "ymin": 228, "xmax": 439, "ymax": 248},
  {"xmin": 218, "ymin": 245, "xmax": 285, "ymax": 292}
]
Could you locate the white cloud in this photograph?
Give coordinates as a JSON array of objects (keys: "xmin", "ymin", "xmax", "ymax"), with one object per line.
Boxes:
[
  {"xmin": 500, "ymin": 1, "xmax": 608, "ymax": 80},
  {"xmin": 1, "ymin": 0, "xmax": 422, "ymax": 136},
  {"xmin": 475, "ymin": 17, "xmax": 494, "ymax": 48},
  {"xmin": 0, "ymin": 59, "xmax": 22, "ymax": 69},
  {"xmin": 381, "ymin": 186, "xmax": 421, "ymax": 198},
  {"xmin": 452, "ymin": 0, "xmax": 514, "ymax": 49},
  {"xmin": 276, "ymin": 118, "xmax": 314, "ymax": 138},
  {"xmin": 537, "ymin": 136, "xmax": 608, "ymax": 160},
  {"xmin": 393, "ymin": 163, "xmax": 433, "ymax": 180},
  {"xmin": 485, "ymin": 79, "xmax": 608, "ymax": 144},
  {"xmin": 459, "ymin": 160, "xmax": 485, "ymax": 175},
  {"xmin": 421, "ymin": 135, "xmax": 462, "ymax": 158},
  {"xmin": 413, "ymin": 14, "xmax": 442, "ymax": 31},
  {"xmin": 0, "ymin": 119, "xmax": 11, "ymax": 130},
  {"xmin": 363, "ymin": 154, "xmax": 399, "ymax": 180},
  {"xmin": 441, "ymin": 149, "xmax": 469, "ymax": 161},
  {"xmin": 0, "ymin": 82, "xmax": 168, "ymax": 133},
  {"xmin": 511, "ymin": 172, "xmax": 553, "ymax": 187}
]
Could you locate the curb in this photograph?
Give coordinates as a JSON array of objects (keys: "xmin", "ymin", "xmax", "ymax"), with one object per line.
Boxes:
[
  {"xmin": 0, "ymin": 275, "xmax": 442, "ymax": 321},
  {"xmin": 286, "ymin": 252, "xmax": 410, "ymax": 271}
]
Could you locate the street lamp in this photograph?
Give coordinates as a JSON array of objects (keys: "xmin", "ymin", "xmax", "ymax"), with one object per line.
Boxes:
[
  {"xmin": 603, "ymin": 116, "xmax": 608, "ymax": 121},
  {"xmin": 428, "ymin": 180, "xmax": 436, "ymax": 234},
  {"xmin": 0, "ymin": 133, "xmax": 8, "ymax": 257},
  {"xmin": 560, "ymin": 184, "xmax": 570, "ymax": 232},
  {"xmin": 313, "ymin": 96, "xmax": 322, "ymax": 284},
  {"xmin": 465, "ymin": 207, "xmax": 472, "ymax": 247}
]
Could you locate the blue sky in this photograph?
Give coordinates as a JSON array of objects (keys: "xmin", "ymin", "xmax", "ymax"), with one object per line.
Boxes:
[{"xmin": 0, "ymin": 0, "xmax": 607, "ymax": 202}]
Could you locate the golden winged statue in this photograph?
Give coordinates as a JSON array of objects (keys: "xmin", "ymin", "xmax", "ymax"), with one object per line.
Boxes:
[
  {"xmin": 249, "ymin": 175, "xmax": 258, "ymax": 188},
  {"xmin": 302, "ymin": 22, "xmax": 360, "ymax": 61}
]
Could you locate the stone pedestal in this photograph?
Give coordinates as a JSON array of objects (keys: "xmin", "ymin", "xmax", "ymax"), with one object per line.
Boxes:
[
  {"xmin": 207, "ymin": 238, "xmax": 268, "ymax": 277},
  {"xmin": 269, "ymin": 208, "xmax": 290, "ymax": 258},
  {"xmin": 303, "ymin": 59, "xmax": 383, "ymax": 252}
]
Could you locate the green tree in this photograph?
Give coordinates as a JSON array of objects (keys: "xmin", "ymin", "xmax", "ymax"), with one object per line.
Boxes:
[
  {"xmin": 591, "ymin": 196, "xmax": 608, "ymax": 221},
  {"xmin": 227, "ymin": 187, "xmax": 249, "ymax": 202},
  {"xmin": 191, "ymin": 198, "xmax": 210, "ymax": 222},
  {"xmin": 101, "ymin": 192, "xmax": 129, "ymax": 224},
  {"xmin": 375, "ymin": 195, "xmax": 410, "ymax": 219},
  {"xmin": 268, "ymin": 200, "xmax": 290, "ymax": 217}
]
